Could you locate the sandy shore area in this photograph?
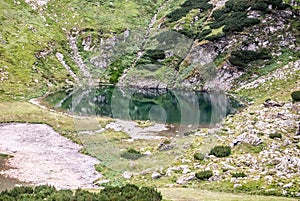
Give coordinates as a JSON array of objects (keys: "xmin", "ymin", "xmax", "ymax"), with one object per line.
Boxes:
[{"xmin": 0, "ymin": 123, "xmax": 102, "ymax": 189}]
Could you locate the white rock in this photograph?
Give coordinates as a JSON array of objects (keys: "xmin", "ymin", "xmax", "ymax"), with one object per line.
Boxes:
[
  {"xmin": 283, "ymin": 182, "xmax": 293, "ymax": 188},
  {"xmin": 176, "ymin": 172, "xmax": 196, "ymax": 185},
  {"xmin": 122, "ymin": 171, "xmax": 132, "ymax": 179},
  {"xmin": 234, "ymin": 184, "xmax": 242, "ymax": 188},
  {"xmin": 151, "ymin": 172, "xmax": 161, "ymax": 179}
]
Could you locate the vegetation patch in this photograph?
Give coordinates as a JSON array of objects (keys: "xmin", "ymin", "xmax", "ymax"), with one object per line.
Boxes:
[
  {"xmin": 0, "ymin": 184, "xmax": 162, "ymax": 201},
  {"xmin": 229, "ymin": 49, "xmax": 272, "ymax": 70},
  {"xmin": 195, "ymin": 170, "xmax": 213, "ymax": 180},
  {"xmin": 193, "ymin": 152, "xmax": 205, "ymax": 161},
  {"xmin": 166, "ymin": 0, "xmax": 212, "ymax": 23},
  {"xmin": 291, "ymin": 91, "xmax": 300, "ymax": 102},
  {"xmin": 120, "ymin": 148, "xmax": 143, "ymax": 160},
  {"xmin": 269, "ymin": 133, "xmax": 282, "ymax": 139},
  {"xmin": 231, "ymin": 172, "xmax": 247, "ymax": 178},
  {"xmin": 209, "ymin": 146, "xmax": 231, "ymax": 157}
]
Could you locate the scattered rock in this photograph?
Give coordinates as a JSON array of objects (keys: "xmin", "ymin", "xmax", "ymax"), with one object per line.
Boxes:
[
  {"xmin": 151, "ymin": 172, "xmax": 161, "ymax": 179},
  {"xmin": 176, "ymin": 172, "xmax": 196, "ymax": 185},
  {"xmin": 283, "ymin": 182, "xmax": 293, "ymax": 188},
  {"xmin": 234, "ymin": 184, "xmax": 242, "ymax": 188},
  {"xmin": 232, "ymin": 133, "xmax": 263, "ymax": 146},
  {"xmin": 96, "ymin": 179, "xmax": 110, "ymax": 185},
  {"xmin": 263, "ymin": 99, "xmax": 285, "ymax": 108},
  {"xmin": 122, "ymin": 171, "xmax": 132, "ymax": 179},
  {"xmin": 296, "ymin": 122, "xmax": 300, "ymax": 135}
]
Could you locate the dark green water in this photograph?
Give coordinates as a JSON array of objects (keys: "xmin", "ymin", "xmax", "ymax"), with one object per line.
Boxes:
[{"xmin": 44, "ymin": 86, "xmax": 238, "ymax": 126}]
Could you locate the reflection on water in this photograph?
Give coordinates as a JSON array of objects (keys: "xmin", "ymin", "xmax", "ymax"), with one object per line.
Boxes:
[{"xmin": 44, "ymin": 86, "xmax": 238, "ymax": 126}]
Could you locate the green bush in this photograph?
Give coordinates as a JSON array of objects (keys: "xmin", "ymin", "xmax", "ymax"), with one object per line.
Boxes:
[
  {"xmin": 252, "ymin": 1, "xmax": 268, "ymax": 11},
  {"xmin": 231, "ymin": 172, "xmax": 247, "ymax": 178},
  {"xmin": 136, "ymin": 49, "xmax": 165, "ymax": 66},
  {"xmin": 177, "ymin": 29, "xmax": 196, "ymax": 39},
  {"xmin": 269, "ymin": 133, "xmax": 282, "ymax": 139},
  {"xmin": 120, "ymin": 148, "xmax": 143, "ymax": 160},
  {"xmin": 0, "ymin": 184, "xmax": 163, "ymax": 201},
  {"xmin": 210, "ymin": 0, "xmax": 264, "ymax": 35},
  {"xmin": 197, "ymin": 29, "xmax": 212, "ymax": 40},
  {"xmin": 167, "ymin": 0, "xmax": 212, "ymax": 23},
  {"xmin": 195, "ymin": 170, "xmax": 213, "ymax": 180},
  {"xmin": 229, "ymin": 49, "xmax": 271, "ymax": 70},
  {"xmin": 145, "ymin": 49, "xmax": 165, "ymax": 60},
  {"xmin": 209, "ymin": 145, "xmax": 231, "ymax": 157},
  {"xmin": 193, "ymin": 152, "xmax": 205, "ymax": 161},
  {"xmin": 291, "ymin": 91, "xmax": 300, "ymax": 102}
]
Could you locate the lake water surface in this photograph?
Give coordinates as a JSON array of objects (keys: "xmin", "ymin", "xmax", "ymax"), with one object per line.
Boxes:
[{"xmin": 44, "ymin": 86, "xmax": 238, "ymax": 126}]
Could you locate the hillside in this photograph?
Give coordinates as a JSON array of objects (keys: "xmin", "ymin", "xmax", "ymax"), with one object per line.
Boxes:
[
  {"xmin": 0, "ymin": 0, "xmax": 300, "ymax": 200},
  {"xmin": 0, "ymin": 0, "xmax": 299, "ymax": 99}
]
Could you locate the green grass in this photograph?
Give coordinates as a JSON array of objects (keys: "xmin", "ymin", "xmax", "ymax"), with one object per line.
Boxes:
[
  {"xmin": 0, "ymin": 0, "xmax": 166, "ymax": 101},
  {"xmin": 159, "ymin": 188, "xmax": 299, "ymax": 201}
]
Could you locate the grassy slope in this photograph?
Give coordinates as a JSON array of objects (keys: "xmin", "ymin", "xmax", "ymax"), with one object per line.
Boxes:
[
  {"xmin": 160, "ymin": 188, "xmax": 299, "ymax": 201},
  {"xmin": 0, "ymin": 0, "xmax": 164, "ymax": 101}
]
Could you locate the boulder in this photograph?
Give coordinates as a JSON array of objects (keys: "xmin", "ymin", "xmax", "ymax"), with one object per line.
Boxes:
[
  {"xmin": 176, "ymin": 172, "xmax": 196, "ymax": 185},
  {"xmin": 122, "ymin": 171, "xmax": 132, "ymax": 179},
  {"xmin": 151, "ymin": 172, "xmax": 161, "ymax": 179},
  {"xmin": 263, "ymin": 99, "xmax": 284, "ymax": 108}
]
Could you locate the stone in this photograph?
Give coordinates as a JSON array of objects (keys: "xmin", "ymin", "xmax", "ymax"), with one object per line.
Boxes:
[
  {"xmin": 232, "ymin": 133, "xmax": 263, "ymax": 146},
  {"xmin": 122, "ymin": 171, "xmax": 132, "ymax": 179},
  {"xmin": 144, "ymin": 151, "xmax": 152, "ymax": 155},
  {"xmin": 293, "ymin": 136, "xmax": 300, "ymax": 143},
  {"xmin": 151, "ymin": 172, "xmax": 161, "ymax": 179},
  {"xmin": 263, "ymin": 99, "xmax": 284, "ymax": 108},
  {"xmin": 96, "ymin": 179, "xmax": 110, "ymax": 185},
  {"xmin": 234, "ymin": 184, "xmax": 242, "ymax": 188},
  {"xmin": 182, "ymin": 168, "xmax": 190, "ymax": 174},
  {"xmin": 176, "ymin": 172, "xmax": 196, "ymax": 185},
  {"xmin": 296, "ymin": 122, "xmax": 300, "ymax": 135},
  {"xmin": 283, "ymin": 182, "xmax": 293, "ymax": 188}
]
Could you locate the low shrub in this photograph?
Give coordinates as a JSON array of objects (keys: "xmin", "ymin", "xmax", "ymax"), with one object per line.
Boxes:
[
  {"xmin": 209, "ymin": 145, "xmax": 231, "ymax": 157},
  {"xmin": 193, "ymin": 152, "xmax": 205, "ymax": 161},
  {"xmin": 269, "ymin": 133, "xmax": 282, "ymax": 139},
  {"xmin": 291, "ymin": 91, "xmax": 300, "ymax": 102},
  {"xmin": 195, "ymin": 170, "xmax": 213, "ymax": 180},
  {"xmin": 197, "ymin": 29, "xmax": 212, "ymax": 40},
  {"xmin": 252, "ymin": 1, "xmax": 268, "ymax": 11},
  {"xmin": 229, "ymin": 49, "xmax": 271, "ymax": 70},
  {"xmin": 231, "ymin": 172, "xmax": 247, "ymax": 178},
  {"xmin": 177, "ymin": 29, "xmax": 196, "ymax": 39},
  {"xmin": 120, "ymin": 148, "xmax": 143, "ymax": 160},
  {"xmin": 0, "ymin": 184, "xmax": 163, "ymax": 201},
  {"xmin": 167, "ymin": 0, "xmax": 212, "ymax": 23}
]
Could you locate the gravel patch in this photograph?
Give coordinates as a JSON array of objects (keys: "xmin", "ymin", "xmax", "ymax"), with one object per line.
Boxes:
[
  {"xmin": 105, "ymin": 119, "xmax": 168, "ymax": 140},
  {"xmin": 0, "ymin": 123, "xmax": 102, "ymax": 189}
]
